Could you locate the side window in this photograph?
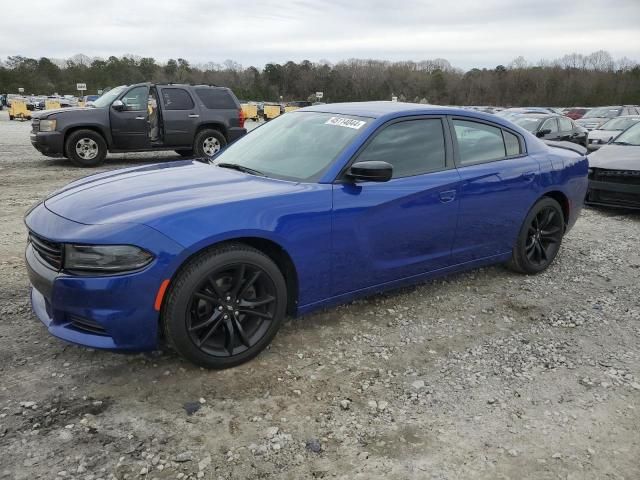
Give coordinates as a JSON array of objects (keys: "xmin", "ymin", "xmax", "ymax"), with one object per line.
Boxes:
[
  {"xmin": 195, "ymin": 88, "xmax": 238, "ymax": 109},
  {"xmin": 161, "ymin": 88, "xmax": 195, "ymax": 110},
  {"xmin": 541, "ymin": 118, "xmax": 559, "ymax": 133},
  {"xmin": 453, "ymin": 119, "xmax": 506, "ymax": 165},
  {"xmin": 558, "ymin": 117, "xmax": 573, "ymax": 131},
  {"xmin": 121, "ymin": 86, "xmax": 148, "ymax": 111},
  {"xmin": 358, "ymin": 119, "xmax": 446, "ymax": 178},
  {"xmin": 503, "ymin": 130, "xmax": 522, "ymax": 156}
]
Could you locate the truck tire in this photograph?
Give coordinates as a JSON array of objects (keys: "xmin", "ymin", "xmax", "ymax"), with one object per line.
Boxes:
[
  {"xmin": 193, "ymin": 129, "xmax": 226, "ymax": 159},
  {"xmin": 65, "ymin": 129, "xmax": 107, "ymax": 167}
]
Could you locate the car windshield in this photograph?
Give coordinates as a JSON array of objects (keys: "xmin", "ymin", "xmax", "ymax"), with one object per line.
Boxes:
[
  {"xmin": 213, "ymin": 112, "xmax": 371, "ymax": 181},
  {"xmin": 91, "ymin": 86, "xmax": 128, "ymax": 108},
  {"xmin": 612, "ymin": 122, "xmax": 640, "ymax": 146},
  {"xmin": 599, "ymin": 117, "xmax": 640, "ymax": 131},
  {"xmin": 583, "ymin": 107, "xmax": 621, "ymax": 118},
  {"xmin": 513, "ymin": 116, "xmax": 543, "ymax": 132}
]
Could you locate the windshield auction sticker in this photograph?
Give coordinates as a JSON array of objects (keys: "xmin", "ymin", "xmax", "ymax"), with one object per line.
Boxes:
[{"xmin": 325, "ymin": 117, "xmax": 366, "ymax": 129}]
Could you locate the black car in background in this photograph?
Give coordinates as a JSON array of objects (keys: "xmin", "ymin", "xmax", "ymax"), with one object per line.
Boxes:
[
  {"xmin": 513, "ymin": 113, "xmax": 588, "ymax": 147},
  {"xmin": 30, "ymin": 83, "xmax": 246, "ymax": 167}
]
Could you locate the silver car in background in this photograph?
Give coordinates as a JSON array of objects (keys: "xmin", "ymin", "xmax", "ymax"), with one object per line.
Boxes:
[
  {"xmin": 587, "ymin": 115, "xmax": 640, "ymax": 150},
  {"xmin": 576, "ymin": 105, "xmax": 640, "ymax": 130}
]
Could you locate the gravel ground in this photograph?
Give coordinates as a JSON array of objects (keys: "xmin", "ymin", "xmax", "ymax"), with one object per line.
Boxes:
[{"xmin": 0, "ymin": 110, "xmax": 639, "ymax": 480}]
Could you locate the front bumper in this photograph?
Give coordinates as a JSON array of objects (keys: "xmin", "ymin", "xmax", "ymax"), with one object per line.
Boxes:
[
  {"xmin": 30, "ymin": 131, "xmax": 65, "ymax": 157},
  {"xmin": 25, "ymin": 203, "xmax": 184, "ymax": 351},
  {"xmin": 586, "ymin": 169, "xmax": 640, "ymax": 210}
]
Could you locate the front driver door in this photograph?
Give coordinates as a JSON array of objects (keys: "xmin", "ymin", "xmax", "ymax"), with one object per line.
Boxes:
[
  {"xmin": 110, "ymin": 85, "xmax": 150, "ymax": 150},
  {"xmin": 331, "ymin": 117, "xmax": 460, "ymax": 295}
]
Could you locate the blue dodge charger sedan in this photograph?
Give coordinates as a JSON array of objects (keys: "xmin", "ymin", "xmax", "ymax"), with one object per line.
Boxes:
[{"xmin": 25, "ymin": 102, "xmax": 588, "ymax": 368}]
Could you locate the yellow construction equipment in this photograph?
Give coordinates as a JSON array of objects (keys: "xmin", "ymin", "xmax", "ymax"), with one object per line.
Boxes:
[
  {"xmin": 241, "ymin": 103, "xmax": 259, "ymax": 121},
  {"xmin": 8, "ymin": 100, "xmax": 30, "ymax": 121},
  {"xmin": 263, "ymin": 104, "xmax": 281, "ymax": 121},
  {"xmin": 45, "ymin": 100, "xmax": 61, "ymax": 110},
  {"xmin": 284, "ymin": 105, "xmax": 300, "ymax": 113}
]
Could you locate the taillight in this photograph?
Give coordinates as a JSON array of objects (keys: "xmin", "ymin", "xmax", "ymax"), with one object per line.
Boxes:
[{"xmin": 238, "ymin": 108, "xmax": 245, "ymax": 129}]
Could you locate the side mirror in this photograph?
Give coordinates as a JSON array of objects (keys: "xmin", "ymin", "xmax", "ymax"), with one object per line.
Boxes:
[
  {"xmin": 111, "ymin": 99, "xmax": 125, "ymax": 111},
  {"xmin": 347, "ymin": 161, "xmax": 393, "ymax": 183},
  {"xmin": 536, "ymin": 129, "xmax": 551, "ymax": 138}
]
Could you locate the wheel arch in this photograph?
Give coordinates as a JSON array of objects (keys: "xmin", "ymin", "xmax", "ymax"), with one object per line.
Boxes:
[
  {"xmin": 63, "ymin": 125, "xmax": 111, "ymax": 152},
  {"xmin": 196, "ymin": 122, "xmax": 228, "ymax": 140},
  {"xmin": 541, "ymin": 190, "xmax": 570, "ymax": 228},
  {"xmin": 161, "ymin": 236, "xmax": 299, "ymax": 317}
]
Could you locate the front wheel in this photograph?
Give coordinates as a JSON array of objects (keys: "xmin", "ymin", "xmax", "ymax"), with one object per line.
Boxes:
[
  {"xmin": 162, "ymin": 244, "xmax": 287, "ymax": 369},
  {"xmin": 508, "ymin": 197, "xmax": 565, "ymax": 274},
  {"xmin": 65, "ymin": 129, "xmax": 107, "ymax": 167},
  {"xmin": 193, "ymin": 129, "xmax": 226, "ymax": 159}
]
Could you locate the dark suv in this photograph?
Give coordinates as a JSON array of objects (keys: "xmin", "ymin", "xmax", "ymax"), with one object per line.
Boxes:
[{"xmin": 30, "ymin": 83, "xmax": 246, "ymax": 167}]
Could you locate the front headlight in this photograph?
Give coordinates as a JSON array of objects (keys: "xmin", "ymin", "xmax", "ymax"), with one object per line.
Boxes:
[
  {"xmin": 64, "ymin": 244, "xmax": 154, "ymax": 273},
  {"xmin": 39, "ymin": 119, "xmax": 57, "ymax": 132}
]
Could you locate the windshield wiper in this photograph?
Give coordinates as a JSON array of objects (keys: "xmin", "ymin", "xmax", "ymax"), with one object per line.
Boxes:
[
  {"xmin": 612, "ymin": 141, "xmax": 633, "ymax": 146},
  {"xmin": 216, "ymin": 162, "xmax": 266, "ymax": 177}
]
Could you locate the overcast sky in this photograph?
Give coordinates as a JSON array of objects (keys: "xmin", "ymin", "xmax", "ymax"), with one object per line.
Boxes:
[{"xmin": 2, "ymin": 0, "xmax": 639, "ymax": 70}]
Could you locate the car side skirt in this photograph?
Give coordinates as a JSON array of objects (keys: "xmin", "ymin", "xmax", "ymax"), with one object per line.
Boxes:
[{"xmin": 296, "ymin": 252, "xmax": 512, "ymax": 316}]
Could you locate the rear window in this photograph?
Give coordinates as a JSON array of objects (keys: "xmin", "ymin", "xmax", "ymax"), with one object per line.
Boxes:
[{"xmin": 195, "ymin": 88, "xmax": 238, "ymax": 109}]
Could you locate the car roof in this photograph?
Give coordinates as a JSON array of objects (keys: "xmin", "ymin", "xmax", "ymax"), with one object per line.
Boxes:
[{"xmin": 300, "ymin": 101, "xmax": 485, "ymax": 119}]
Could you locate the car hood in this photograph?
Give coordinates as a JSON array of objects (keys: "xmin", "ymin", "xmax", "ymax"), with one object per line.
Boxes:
[
  {"xmin": 589, "ymin": 129, "xmax": 621, "ymax": 140},
  {"xmin": 588, "ymin": 144, "xmax": 640, "ymax": 170},
  {"xmin": 44, "ymin": 160, "xmax": 304, "ymax": 225},
  {"xmin": 34, "ymin": 106, "xmax": 101, "ymax": 119}
]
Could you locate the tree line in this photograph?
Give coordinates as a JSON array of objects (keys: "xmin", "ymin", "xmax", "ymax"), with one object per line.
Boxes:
[{"xmin": 1, "ymin": 51, "xmax": 639, "ymax": 107}]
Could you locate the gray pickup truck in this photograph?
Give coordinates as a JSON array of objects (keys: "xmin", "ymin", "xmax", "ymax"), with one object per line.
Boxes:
[{"xmin": 30, "ymin": 83, "xmax": 247, "ymax": 167}]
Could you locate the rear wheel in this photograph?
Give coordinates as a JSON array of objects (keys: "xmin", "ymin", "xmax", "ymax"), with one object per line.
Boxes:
[
  {"xmin": 508, "ymin": 197, "xmax": 564, "ymax": 274},
  {"xmin": 162, "ymin": 244, "xmax": 287, "ymax": 369},
  {"xmin": 193, "ymin": 129, "xmax": 226, "ymax": 159},
  {"xmin": 65, "ymin": 129, "xmax": 107, "ymax": 167}
]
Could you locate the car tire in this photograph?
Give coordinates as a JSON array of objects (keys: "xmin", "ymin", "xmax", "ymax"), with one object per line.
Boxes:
[
  {"xmin": 193, "ymin": 129, "xmax": 226, "ymax": 159},
  {"xmin": 9, "ymin": 115, "xmax": 14, "ymax": 120},
  {"xmin": 65, "ymin": 129, "xmax": 107, "ymax": 167},
  {"xmin": 508, "ymin": 197, "xmax": 564, "ymax": 274},
  {"xmin": 175, "ymin": 149, "xmax": 194, "ymax": 157},
  {"xmin": 162, "ymin": 243, "xmax": 287, "ymax": 369}
]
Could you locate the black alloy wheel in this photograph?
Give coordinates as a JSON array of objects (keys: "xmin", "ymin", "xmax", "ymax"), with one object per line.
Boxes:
[
  {"xmin": 509, "ymin": 197, "xmax": 565, "ymax": 274},
  {"xmin": 524, "ymin": 206, "xmax": 563, "ymax": 266},
  {"xmin": 186, "ymin": 263, "xmax": 277, "ymax": 357},
  {"xmin": 162, "ymin": 244, "xmax": 287, "ymax": 368}
]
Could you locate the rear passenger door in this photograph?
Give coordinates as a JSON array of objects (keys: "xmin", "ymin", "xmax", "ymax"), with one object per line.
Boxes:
[
  {"xmin": 450, "ymin": 118, "xmax": 540, "ymax": 263},
  {"xmin": 157, "ymin": 87, "xmax": 198, "ymax": 146}
]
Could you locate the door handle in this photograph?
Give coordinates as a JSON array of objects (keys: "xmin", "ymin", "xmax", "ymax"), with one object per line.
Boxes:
[
  {"xmin": 135, "ymin": 116, "xmax": 145, "ymax": 120},
  {"xmin": 439, "ymin": 190, "xmax": 456, "ymax": 203},
  {"xmin": 188, "ymin": 114, "xmax": 200, "ymax": 118}
]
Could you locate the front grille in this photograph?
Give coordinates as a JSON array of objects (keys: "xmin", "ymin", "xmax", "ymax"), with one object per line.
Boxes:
[
  {"xmin": 67, "ymin": 315, "xmax": 109, "ymax": 336},
  {"xmin": 29, "ymin": 232, "xmax": 63, "ymax": 270},
  {"xmin": 592, "ymin": 169, "xmax": 640, "ymax": 186},
  {"xmin": 31, "ymin": 118, "xmax": 40, "ymax": 134}
]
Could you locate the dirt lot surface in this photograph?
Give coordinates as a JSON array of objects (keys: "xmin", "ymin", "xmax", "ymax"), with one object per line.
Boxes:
[{"xmin": 0, "ymin": 110, "xmax": 639, "ymax": 479}]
